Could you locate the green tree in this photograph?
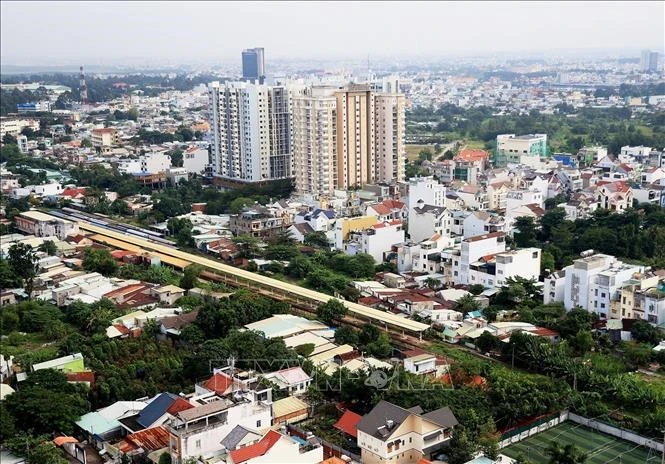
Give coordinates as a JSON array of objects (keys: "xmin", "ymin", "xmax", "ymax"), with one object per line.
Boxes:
[
  {"xmin": 334, "ymin": 325, "xmax": 359, "ymax": 346},
  {"xmin": 475, "ymin": 331, "xmax": 501, "ymax": 353},
  {"xmin": 513, "ymin": 216, "xmax": 538, "ymax": 248},
  {"xmin": 316, "ymin": 299, "xmax": 348, "ymax": 325},
  {"xmin": 568, "ymin": 331, "xmax": 593, "ymax": 356},
  {"xmin": 447, "ymin": 429, "xmax": 476, "ymax": 464},
  {"xmin": 180, "ymin": 264, "xmax": 202, "ymax": 290},
  {"xmin": 545, "ymin": 441, "xmax": 587, "ymax": 464},
  {"xmin": 631, "ymin": 320, "xmax": 663, "ymax": 345},
  {"xmin": 233, "ymin": 234, "xmax": 262, "ymax": 259},
  {"xmin": 38, "ymin": 240, "xmax": 58, "ymax": 256},
  {"xmin": 304, "ymin": 231, "xmax": 330, "ymax": 248},
  {"xmin": 5, "ymin": 370, "xmax": 88, "ymax": 435},
  {"xmin": 159, "ymin": 452, "xmax": 173, "ymax": 464},
  {"xmin": 456, "ymin": 294, "xmax": 479, "ymax": 315},
  {"xmin": 478, "ymin": 420, "xmax": 500, "ymax": 460},
  {"xmin": 0, "ymin": 259, "xmax": 21, "ymax": 289},
  {"xmin": 8, "ymin": 242, "xmax": 39, "ymax": 297},
  {"xmin": 83, "ymin": 248, "xmax": 118, "ymax": 276},
  {"xmin": 468, "ymin": 284, "xmax": 485, "ymax": 295},
  {"xmin": 557, "ymin": 308, "xmax": 593, "ymax": 339}
]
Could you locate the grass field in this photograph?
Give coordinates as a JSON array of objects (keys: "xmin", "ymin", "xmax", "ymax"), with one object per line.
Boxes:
[
  {"xmin": 502, "ymin": 422, "xmax": 660, "ymax": 464},
  {"xmin": 405, "ymin": 144, "xmax": 435, "ymax": 160}
]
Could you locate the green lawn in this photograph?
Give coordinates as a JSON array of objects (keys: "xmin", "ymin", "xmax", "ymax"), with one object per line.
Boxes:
[
  {"xmin": 406, "ymin": 144, "xmax": 435, "ymax": 160},
  {"xmin": 502, "ymin": 422, "xmax": 659, "ymax": 464}
]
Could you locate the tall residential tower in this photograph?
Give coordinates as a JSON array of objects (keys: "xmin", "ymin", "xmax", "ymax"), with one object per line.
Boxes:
[
  {"xmin": 292, "ymin": 83, "xmax": 406, "ymax": 197},
  {"xmin": 208, "ymin": 81, "xmax": 291, "ymax": 182}
]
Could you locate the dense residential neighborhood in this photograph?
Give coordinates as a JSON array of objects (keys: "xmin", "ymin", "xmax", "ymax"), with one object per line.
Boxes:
[{"xmin": 1, "ymin": 3, "xmax": 665, "ymax": 464}]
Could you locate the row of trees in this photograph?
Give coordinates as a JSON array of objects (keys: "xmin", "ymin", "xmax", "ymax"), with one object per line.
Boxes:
[
  {"xmin": 514, "ymin": 205, "xmax": 665, "ymax": 270},
  {"xmin": 407, "ymin": 103, "xmax": 665, "ymax": 153}
]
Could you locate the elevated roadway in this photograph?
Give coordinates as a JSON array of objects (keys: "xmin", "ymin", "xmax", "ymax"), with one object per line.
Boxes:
[{"xmin": 77, "ymin": 220, "xmax": 429, "ymax": 335}]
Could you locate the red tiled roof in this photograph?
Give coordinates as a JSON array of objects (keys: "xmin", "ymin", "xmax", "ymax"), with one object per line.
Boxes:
[
  {"xmin": 369, "ymin": 204, "xmax": 391, "ymax": 215},
  {"xmin": 53, "ymin": 436, "xmax": 78, "ymax": 446},
  {"xmin": 229, "ymin": 430, "xmax": 282, "ymax": 463},
  {"xmin": 67, "ymin": 371, "xmax": 95, "ymax": 384},
  {"xmin": 166, "ymin": 397, "xmax": 194, "ymax": 415},
  {"xmin": 382, "ymin": 199, "xmax": 405, "ymax": 210},
  {"xmin": 333, "ymin": 410, "xmax": 362, "ymax": 438},
  {"xmin": 113, "ymin": 324, "xmax": 130, "ymax": 335},
  {"xmin": 103, "ymin": 284, "xmax": 148, "ymax": 299},
  {"xmin": 62, "ymin": 187, "xmax": 87, "ymax": 198},
  {"xmin": 358, "ymin": 296, "xmax": 381, "ymax": 306},
  {"xmin": 455, "ymin": 149, "xmax": 489, "ymax": 163},
  {"xmin": 372, "ymin": 219, "xmax": 402, "ymax": 229},
  {"xmin": 529, "ymin": 327, "xmax": 560, "ymax": 337},
  {"xmin": 202, "ymin": 372, "xmax": 234, "ymax": 395},
  {"xmin": 111, "ymin": 250, "xmax": 135, "ymax": 259}
]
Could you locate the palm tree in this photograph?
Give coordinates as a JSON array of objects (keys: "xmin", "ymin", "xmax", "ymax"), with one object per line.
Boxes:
[{"xmin": 546, "ymin": 441, "xmax": 587, "ymax": 464}]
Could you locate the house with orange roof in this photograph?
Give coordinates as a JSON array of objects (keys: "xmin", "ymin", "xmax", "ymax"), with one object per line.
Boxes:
[
  {"xmin": 594, "ymin": 180, "xmax": 633, "ymax": 212},
  {"xmin": 226, "ymin": 430, "xmax": 323, "ymax": 464}
]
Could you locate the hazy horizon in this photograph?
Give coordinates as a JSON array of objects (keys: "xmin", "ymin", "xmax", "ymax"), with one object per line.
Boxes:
[{"xmin": 1, "ymin": 1, "xmax": 663, "ymax": 66}]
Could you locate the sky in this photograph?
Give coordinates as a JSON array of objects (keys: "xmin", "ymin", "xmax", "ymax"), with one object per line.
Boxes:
[{"xmin": 1, "ymin": 1, "xmax": 663, "ymax": 65}]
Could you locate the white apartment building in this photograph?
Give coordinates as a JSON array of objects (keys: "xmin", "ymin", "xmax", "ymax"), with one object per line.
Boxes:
[
  {"xmin": 505, "ymin": 188, "xmax": 544, "ymax": 213},
  {"xmin": 374, "ymin": 93, "xmax": 406, "ymax": 184},
  {"xmin": 11, "ymin": 181, "xmax": 63, "ymax": 199},
  {"xmin": 0, "ymin": 117, "xmax": 40, "ymax": 139},
  {"xmin": 409, "ymin": 205, "xmax": 450, "ymax": 243},
  {"xmin": 91, "ymin": 128, "xmax": 119, "ymax": 148},
  {"xmin": 456, "ymin": 232, "xmax": 506, "ymax": 285},
  {"xmin": 407, "ymin": 177, "xmax": 446, "ymax": 212},
  {"xmin": 468, "ymin": 248, "xmax": 541, "ymax": 289},
  {"xmin": 546, "ymin": 253, "xmax": 644, "ymax": 318},
  {"xmin": 118, "ymin": 152, "xmax": 172, "ymax": 175},
  {"xmin": 495, "ymin": 133, "xmax": 548, "ymax": 167},
  {"xmin": 621, "ymin": 145, "xmax": 652, "ymax": 159},
  {"xmin": 167, "ymin": 371, "xmax": 273, "ymax": 463},
  {"xmin": 462, "ymin": 211, "xmax": 509, "ymax": 239},
  {"xmin": 209, "ymin": 81, "xmax": 291, "ymax": 182},
  {"xmin": 182, "ymin": 146, "xmax": 209, "ymax": 174},
  {"xmin": 346, "ymin": 220, "xmax": 405, "ymax": 264}
]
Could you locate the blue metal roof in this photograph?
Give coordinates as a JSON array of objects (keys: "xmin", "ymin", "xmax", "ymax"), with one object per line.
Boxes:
[{"xmin": 137, "ymin": 392, "xmax": 177, "ymax": 428}]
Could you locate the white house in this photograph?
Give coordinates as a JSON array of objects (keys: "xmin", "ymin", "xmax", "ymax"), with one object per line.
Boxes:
[
  {"xmin": 468, "ymin": 248, "xmax": 541, "ymax": 289},
  {"xmin": 462, "ymin": 211, "xmax": 509, "ymax": 239},
  {"xmin": 226, "ymin": 430, "xmax": 323, "ymax": 464},
  {"xmin": 182, "ymin": 146, "xmax": 209, "ymax": 174},
  {"xmin": 409, "ymin": 205, "xmax": 450, "ymax": 243},
  {"xmin": 456, "ymin": 232, "xmax": 507, "ymax": 286},
  {"xmin": 167, "ymin": 372, "xmax": 273, "ymax": 463},
  {"xmin": 345, "ymin": 220, "xmax": 405, "ymax": 264},
  {"xmin": 356, "ymin": 400, "xmax": 458, "ymax": 464},
  {"xmin": 263, "ymin": 367, "xmax": 312, "ymax": 396}
]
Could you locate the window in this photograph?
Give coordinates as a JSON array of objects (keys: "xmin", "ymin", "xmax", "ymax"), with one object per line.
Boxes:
[
  {"xmin": 195, "ymin": 440, "xmax": 201, "ymax": 449},
  {"xmin": 257, "ymin": 420, "xmax": 262, "ymax": 427}
]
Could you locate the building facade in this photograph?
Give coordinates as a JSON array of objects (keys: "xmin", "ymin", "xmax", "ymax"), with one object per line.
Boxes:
[
  {"xmin": 209, "ymin": 81, "xmax": 291, "ymax": 182},
  {"xmin": 242, "ymin": 47, "xmax": 265, "ymax": 84},
  {"xmin": 292, "ymin": 84, "xmax": 406, "ymax": 197}
]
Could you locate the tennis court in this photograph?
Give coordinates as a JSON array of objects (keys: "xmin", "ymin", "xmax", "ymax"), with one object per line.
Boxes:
[{"xmin": 502, "ymin": 421, "xmax": 660, "ymax": 464}]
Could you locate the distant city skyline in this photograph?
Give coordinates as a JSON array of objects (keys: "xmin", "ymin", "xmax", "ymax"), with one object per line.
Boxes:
[{"xmin": 1, "ymin": 1, "xmax": 663, "ymax": 66}]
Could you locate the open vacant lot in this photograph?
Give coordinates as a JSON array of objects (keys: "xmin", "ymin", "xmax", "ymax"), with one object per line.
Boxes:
[{"xmin": 502, "ymin": 422, "xmax": 659, "ymax": 464}]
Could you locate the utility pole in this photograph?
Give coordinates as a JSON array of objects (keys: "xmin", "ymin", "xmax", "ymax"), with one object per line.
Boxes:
[{"xmin": 511, "ymin": 344, "xmax": 515, "ymax": 368}]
